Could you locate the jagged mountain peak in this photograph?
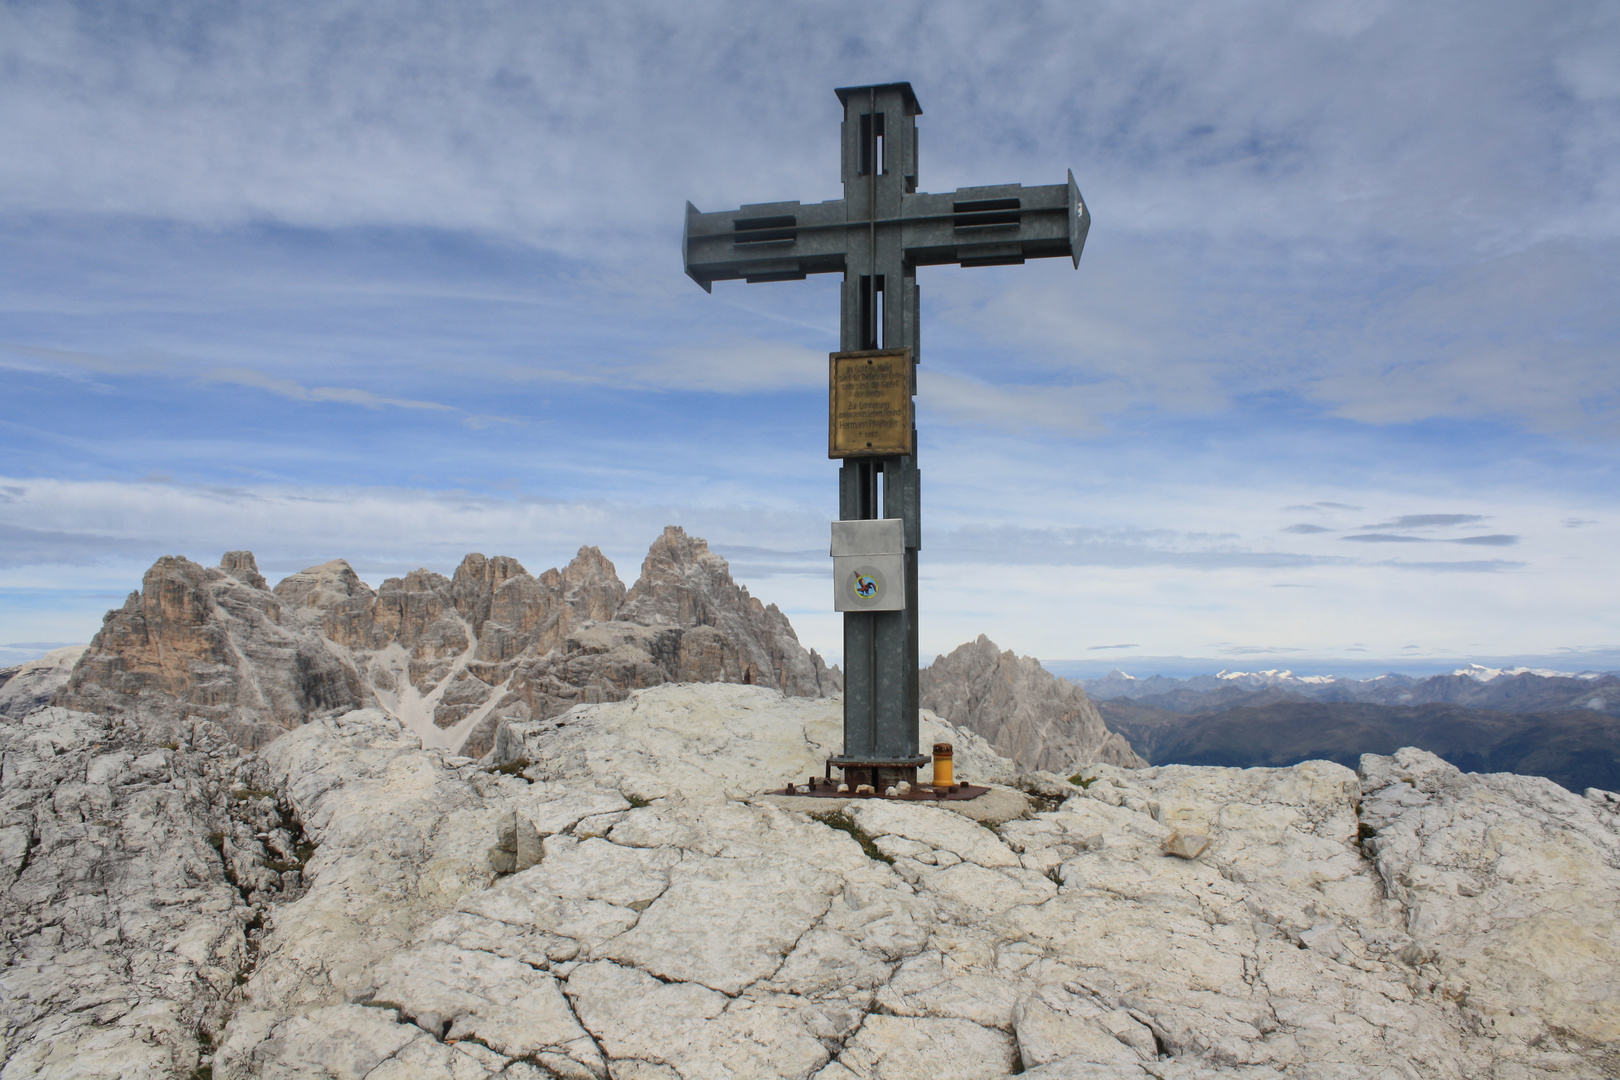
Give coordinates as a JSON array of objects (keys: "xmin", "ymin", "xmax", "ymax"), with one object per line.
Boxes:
[
  {"xmin": 921, "ymin": 634, "xmax": 1146, "ymax": 774},
  {"xmin": 55, "ymin": 529, "xmax": 842, "ymax": 757}
]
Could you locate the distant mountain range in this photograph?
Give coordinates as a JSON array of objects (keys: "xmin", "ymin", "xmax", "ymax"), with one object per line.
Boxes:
[
  {"xmin": 1082, "ymin": 666, "xmax": 1620, "ymax": 794},
  {"xmin": 1080, "ymin": 665, "xmax": 1618, "ymax": 712}
]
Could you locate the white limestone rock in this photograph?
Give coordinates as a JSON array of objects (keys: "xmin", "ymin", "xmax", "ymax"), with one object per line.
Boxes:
[
  {"xmin": 13, "ymin": 683, "xmax": 1620, "ymax": 1079},
  {"xmin": 831, "ymin": 1014, "xmax": 1020, "ymax": 1079},
  {"xmin": 1358, "ymin": 747, "xmax": 1620, "ymax": 1048},
  {"xmin": 0, "ymin": 707, "xmax": 250, "ymax": 1079},
  {"xmin": 491, "ymin": 681, "xmax": 1014, "ymax": 801},
  {"xmin": 369, "ymin": 942, "xmax": 605, "ymax": 1075}
]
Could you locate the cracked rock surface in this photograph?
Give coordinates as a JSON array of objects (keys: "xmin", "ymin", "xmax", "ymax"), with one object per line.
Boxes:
[
  {"xmin": 0, "ymin": 707, "xmax": 262, "ymax": 1078},
  {"xmin": 7, "ymin": 682, "xmax": 1619, "ymax": 1078}
]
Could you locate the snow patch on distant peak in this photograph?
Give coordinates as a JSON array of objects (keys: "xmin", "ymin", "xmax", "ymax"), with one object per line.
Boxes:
[
  {"xmin": 1451, "ymin": 664, "xmax": 1590, "ymax": 682},
  {"xmin": 1214, "ymin": 669, "xmax": 1339, "ymax": 686}
]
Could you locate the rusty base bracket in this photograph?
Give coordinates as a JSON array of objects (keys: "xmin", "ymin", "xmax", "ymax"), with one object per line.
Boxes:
[{"xmin": 769, "ymin": 776, "xmax": 991, "ymax": 801}]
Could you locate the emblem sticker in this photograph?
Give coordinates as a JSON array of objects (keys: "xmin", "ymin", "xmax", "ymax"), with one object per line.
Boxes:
[{"xmin": 845, "ymin": 563, "xmax": 889, "ymax": 608}]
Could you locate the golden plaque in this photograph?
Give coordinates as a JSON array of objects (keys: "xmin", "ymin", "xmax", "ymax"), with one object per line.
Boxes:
[{"xmin": 829, "ymin": 348, "xmax": 914, "ymax": 458}]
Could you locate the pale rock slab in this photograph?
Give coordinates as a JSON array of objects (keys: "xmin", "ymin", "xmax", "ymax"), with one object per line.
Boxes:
[
  {"xmin": 1013, "ymin": 990, "xmax": 1149, "ymax": 1068},
  {"xmin": 566, "ymin": 962, "xmax": 830, "ymax": 1079},
  {"xmin": 848, "ymin": 798, "xmax": 1022, "ymax": 869},
  {"xmin": 494, "ymin": 681, "xmax": 1014, "ymax": 802},
  {"xmin": 217, "ymin": 1002, "xmax": 429, "ymax": 1079},
  {"xmin": 369, "ymin": 942, "xmax": 604, "ymax": 1076},
  {"xmin": 829, "ymin": 1014, "xmax": 1020, "ymax": 1079},
  {"xmin": 1359, "ymin": 747, "xmax": 1620, "ymax": 1048},
  {"xmin": 602, "ymin": 853, "xmax": 839, "ymax": 995}
]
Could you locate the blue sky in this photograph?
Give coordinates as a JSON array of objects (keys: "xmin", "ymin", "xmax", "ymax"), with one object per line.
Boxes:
[{"xmin": 2, "ymin": 0, "xmax": 1617, "ymax": 674}]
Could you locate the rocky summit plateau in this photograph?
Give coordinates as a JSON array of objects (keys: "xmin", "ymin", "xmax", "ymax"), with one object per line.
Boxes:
[{"xmin": 1, "ymin": 531, "xmax": 1618, "ymax": 1079}]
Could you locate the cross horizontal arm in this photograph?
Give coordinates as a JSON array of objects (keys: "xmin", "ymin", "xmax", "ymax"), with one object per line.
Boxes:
[
  {"xmin": 683, "ymin": 172, "xmax": 1090, "ymax": 291},
  {"xmin": 683, "ymin": 197, "xmax": 852, "ymax": 292}
]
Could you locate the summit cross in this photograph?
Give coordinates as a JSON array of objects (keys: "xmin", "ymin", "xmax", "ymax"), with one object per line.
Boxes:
[{"xmin": 683, "ymin": 82, "xmax": 1090, "ymax": 792}]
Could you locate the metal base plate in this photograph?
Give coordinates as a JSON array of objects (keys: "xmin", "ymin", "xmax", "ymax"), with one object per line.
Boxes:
[{"xmin": 770, "ymin": 778, "xmax": 991, "ymax": 802}]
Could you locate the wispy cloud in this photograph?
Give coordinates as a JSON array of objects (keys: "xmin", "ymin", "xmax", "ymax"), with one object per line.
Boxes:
[
  {"xmin": 1360, "ymin": 514, "xmax": 1485, "ymax": 529},
  {"xmin": 1345, "ymin": 531, "xmax": 1519, "ymax": 547},
  {"xmin": 2, "ymin": 343, "xmax": 515, "ymax": 427},
  {"xmin": 202, "ymin": 367, "xmax": 457, "ymax": 413},
  {"xmin": 1374, "ymin": 559, "xmax": 1526, "ymax": 573},
  {"xmin": 1283, "ymin": 523, "xmax": 1332, "ymax": 534}
]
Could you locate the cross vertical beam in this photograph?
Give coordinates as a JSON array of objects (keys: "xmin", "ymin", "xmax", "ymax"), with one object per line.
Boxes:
[
  {"xmin": 833, "ymin": 84, "xmax": 925, "ymax": 787},
  {"xmin": 682, "ymin": 82, "xmax": 1089, "ymax": 793}
]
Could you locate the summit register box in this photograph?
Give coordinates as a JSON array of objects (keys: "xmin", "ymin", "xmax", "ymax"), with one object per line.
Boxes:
[
  {"xmin": 831, "ymin": 518, "xmax": 907, "ymax": 612},
  {"xmin": 828, "ymin": 348, "xmax": 913, "ymax": 458}
]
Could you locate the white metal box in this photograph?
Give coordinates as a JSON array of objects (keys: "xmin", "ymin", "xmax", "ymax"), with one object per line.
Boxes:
[{"xmin": 831, "ymin": 519, "xmax": 906, "ymax": 612}]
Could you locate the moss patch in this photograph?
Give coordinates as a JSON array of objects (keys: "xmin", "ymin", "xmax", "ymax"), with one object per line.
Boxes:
[{"xmin": 811, "ymin": 810, "xmax": 893, "ymax": 864}]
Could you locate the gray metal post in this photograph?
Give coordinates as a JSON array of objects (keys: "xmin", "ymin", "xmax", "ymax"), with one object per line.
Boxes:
[{"xmin": 681, "ymin": 82, "xmax": 1089, "ymax": 791}]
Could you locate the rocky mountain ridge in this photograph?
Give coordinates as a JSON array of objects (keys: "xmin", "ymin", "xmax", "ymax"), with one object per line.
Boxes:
[
  {"xmin": 1083, "ymin": 667, "xmax": 1620, "ymax": 717},
  {"xmin": 920, "ymin": 636, "xmax": 1145, "ymax": 773},
  {"xmin": 44, "ymin": 530, "xmax": 1151, "ymax": 777},
  {"xmin": 54, "ymin": 527, "xmax": 842, "ymax": 758},
  {"xmin": 1098, "ymin": 697, "xmax": 1620, "ymax": 795}
]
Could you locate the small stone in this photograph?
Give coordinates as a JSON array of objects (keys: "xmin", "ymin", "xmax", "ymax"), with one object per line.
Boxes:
[
  {"xmin": 856, "ymin": 784, "xmax": 876, "ymax": 795},
  {"xmin": 837, "ymin": 783, "xmax": 850, "ymax": 793},
  {"xmin": 488, "ymin": 846, "xmax": 517, "ymax": 875},
  {"xmin": 884, "ymin": 786, "xmax": 898, "ymax": 797},
  {"xmin": 896, "ymin": 781, "xmax": 912, "ymax": 794},
  {"xmin": 513, "ymin": 815, "xmax": 543, "ymax": 871},
  {"xmin": 1079, "ymin": 833, "xmax": 1105, "ymax": 852},
  {"xmin": 1162, "ymin": 832, "xmax": 1210, "ymax": 860},
  {"xmin": 494, "ymin": 811, "xmax": 518, "ymax": 854}
]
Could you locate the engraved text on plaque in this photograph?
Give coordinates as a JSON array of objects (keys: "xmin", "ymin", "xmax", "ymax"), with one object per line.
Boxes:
[{"xmin": 829, "ymin": 348, "xmax": 913, "ymax": 458}]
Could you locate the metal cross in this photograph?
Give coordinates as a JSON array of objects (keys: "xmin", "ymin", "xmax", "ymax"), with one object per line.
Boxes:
[{"xmin": 684, "ymin": 82, "xmax": 1089, "ymax": 791}]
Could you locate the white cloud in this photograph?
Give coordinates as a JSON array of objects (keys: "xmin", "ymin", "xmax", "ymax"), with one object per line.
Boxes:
[{"xmin": 917, "ymin": 370, "xmax": 1110, "ymax": 435}]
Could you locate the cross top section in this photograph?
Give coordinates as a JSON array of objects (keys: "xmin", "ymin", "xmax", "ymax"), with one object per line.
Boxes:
[{"xmin": 684, "ymin": 82, "xmax": 1087, "ymax": 305}]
